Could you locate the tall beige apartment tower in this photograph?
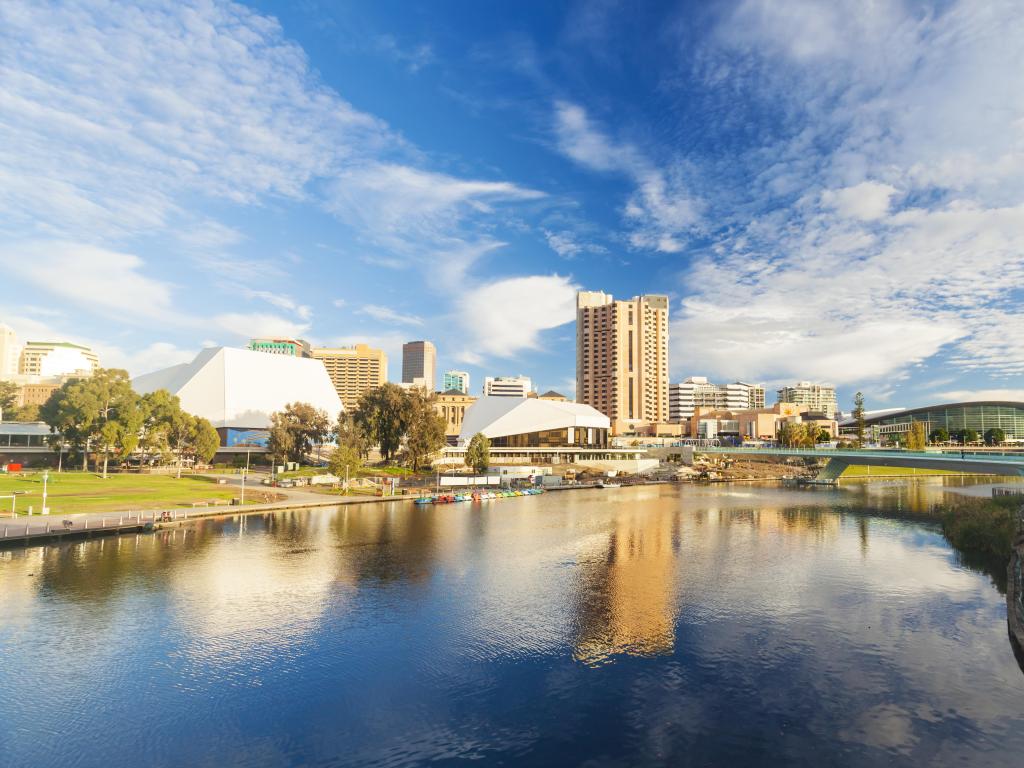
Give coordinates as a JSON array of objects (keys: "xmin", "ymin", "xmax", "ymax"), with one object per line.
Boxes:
[
  {"xmin": 402, "ymin": 340, "xmax": 436, "ymax": 390},
  {"xmin": 312, "ymin": 344, "xmax": 388, "ymax": 411},
  {"xmin": 576, "ymin": 291, "xmax": 669, "ymax": 426}
]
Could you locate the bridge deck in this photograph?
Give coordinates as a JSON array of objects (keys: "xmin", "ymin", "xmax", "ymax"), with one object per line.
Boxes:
[{"xmin": 697, "ymin": 447, "xmax": 1024, "ymax": 477}]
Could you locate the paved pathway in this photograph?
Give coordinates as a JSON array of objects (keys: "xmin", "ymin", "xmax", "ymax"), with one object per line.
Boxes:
[{"xmin": 0, "ymin": 476, "xmax": 410, "ymax": 545}]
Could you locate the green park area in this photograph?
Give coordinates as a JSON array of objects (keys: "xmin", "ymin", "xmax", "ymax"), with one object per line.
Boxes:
[{"xmin": 0, "ymin": 472, "xmax": 263, "ymax": 516}]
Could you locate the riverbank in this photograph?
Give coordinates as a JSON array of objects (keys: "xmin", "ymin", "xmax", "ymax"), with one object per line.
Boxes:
[{"xmin": 1007, "ymin": 510, "xmax": 1024, "ymax": 655}]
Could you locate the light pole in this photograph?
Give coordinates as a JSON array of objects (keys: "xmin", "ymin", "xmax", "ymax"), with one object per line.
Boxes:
[
  {"xmin": 240, "ymin": 466, "xmax": 246, "ymax": 505},
  {"xmin": 42, "ymin": 469, "xmax": 49, "ymax": 515}
]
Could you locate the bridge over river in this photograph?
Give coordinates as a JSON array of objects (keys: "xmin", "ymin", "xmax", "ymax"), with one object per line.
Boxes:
[{"xmin": 694, "ymin": 447, "xmax": 1024, "ymax": 481}]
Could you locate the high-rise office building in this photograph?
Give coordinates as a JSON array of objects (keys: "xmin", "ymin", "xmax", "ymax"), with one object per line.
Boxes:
[
  {"xmin": 19, "ymin": 341, "xmax": 99, "ymax": 378},
  {"xmin": 575, "ymin": 291, "xmax": 669, "ymax": 424},
  {"xmin": 402, "ymin": 340, "xmax": 436, "ymax": 391},
  {"xmin": 248, "ymin": 338, "xmax": 311, "ymax": 357},
  {"xmin": 776, "ymin": 381, "xmax": 838, "ymax": 419},
  {"xmin": 312, "ymin": 344, "xmax": 388, "ymax": 411},
  {"xmin": 0, "ymin": 324, "xmax": 21, "ymax": 379},
  {"xmin": 443, "ymin": 370, "xmax": 470, "ymax": 394},
  {"xmin": 483, "ymin": 375, "xmax": 532, "ymax": 398},
  {"xmin": 669, "ymin": 377, "xmax": 765, "ymax": 422}
]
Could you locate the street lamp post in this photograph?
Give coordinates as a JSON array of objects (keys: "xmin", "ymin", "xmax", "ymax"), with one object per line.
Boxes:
[{"xmin": 42, "ymin": 469, "xmax": 49, "ymax": 515}]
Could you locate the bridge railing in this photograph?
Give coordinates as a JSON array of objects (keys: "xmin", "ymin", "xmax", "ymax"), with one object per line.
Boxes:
[{"xmin": 695, "ymin": 446, "xmax": 1024, "ymax": 463}]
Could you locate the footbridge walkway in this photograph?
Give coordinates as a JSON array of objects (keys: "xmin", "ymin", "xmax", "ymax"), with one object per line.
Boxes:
[{"xmin": 694, "ymin": 447, "xmax": 1024, "ymax": 479}]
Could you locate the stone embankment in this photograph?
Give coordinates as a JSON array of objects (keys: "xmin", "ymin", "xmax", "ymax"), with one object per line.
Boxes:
[{"xmin": 1008, "ymin": 506, "xmax": 1024, "ymax": 653}]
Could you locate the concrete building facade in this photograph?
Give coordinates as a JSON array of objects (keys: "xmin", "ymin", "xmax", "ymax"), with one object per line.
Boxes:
[
  {"xmin": 776, "ymin": 381, "xmax": 838, "ymax": 419},
  {"xmin": 484, "ymin": 375, "xmax": 532, "ymax": 398},
  {"xmin": 19, "ymin": 341, "xmax": 99, "ymax": 378},
  {"xmin": 133, "ymin": 347, "xmax": 343, "ymax": 450},
  {"xmin": 0, "ymin": 324, "xmax": 21, "ymax": 378},
  {"xmin": 576, "ymin": 291, "xmax": 669, "ymax": 426},
  {"xmin": 669, "ymin": 377, "xmax": 765, "ymax": 422},
  {"xmin": 434, "ymin": 390, "xmax": 477, "ymax": 443},
  {"xmin": 402, "ymin": 340, "xmax": 436, "ymax": 390},
  {"xmin": 442, "ymin": 370, "xmax": 470, "ymax": 394},
  {"xmin": 312, "ymin": 344, "xmax": 387, "ymax": 411}
]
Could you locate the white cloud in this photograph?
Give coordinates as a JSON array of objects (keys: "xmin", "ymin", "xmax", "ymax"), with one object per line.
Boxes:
[
  {"xmin": 821, "ymin": 182, "xmax": 897, "ymax": 221},
  {"xmin": 457, "ymin": 275, "xmax": 578, "ymax": 358},
  {"xmin": 358, "ymin": 304, "xmax": 424, "ymax": 326},
  {"xmin": 240, "ymin": 289, "xmax": 312, "ymax": 321},
  {"xmin": 213, "ymin": 312, "xmax": 310, "ymax": 341},
  {"xmin": 669, "ymin": 0, "xmax": 1024, "ymax": 387},
  {"xmin": 542, "ymin": 229, "xmax": 607, "ymax": 259},
  {"xmin": 3, "ymin": 241, "xmax": 177, "ymax": 323},
  {"xmin": 553, "ymin": 101, "xmax": 702, "ymax": 252}
]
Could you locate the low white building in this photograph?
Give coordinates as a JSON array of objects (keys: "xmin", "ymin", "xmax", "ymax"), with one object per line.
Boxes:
[
  {"xmin": 133, "ymin": 347, "xmax": 343, "ymax": 448},
  {"xmin": 459, "ymin": 396, "xmax": 609, "ymax": 447}
]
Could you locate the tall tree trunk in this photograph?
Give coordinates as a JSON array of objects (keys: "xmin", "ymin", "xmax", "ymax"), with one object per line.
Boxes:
[
  {"xmin": 102, "ymin": 451, "xmax": 109, "ymax": 479},
  {"xmin": 82, "ymin": 447, "xmax": 87, "ymax": 472}
]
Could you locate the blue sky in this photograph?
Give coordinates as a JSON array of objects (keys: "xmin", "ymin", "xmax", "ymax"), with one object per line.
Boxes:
[{"xmin": 2, "ymin": 0, "xmax": 1023, "ymax": 412}]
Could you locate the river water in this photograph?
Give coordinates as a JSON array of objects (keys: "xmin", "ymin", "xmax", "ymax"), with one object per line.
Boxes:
[{"xmin": 2, "ymin": 481, "xmax": 1023, "ymax": 767}]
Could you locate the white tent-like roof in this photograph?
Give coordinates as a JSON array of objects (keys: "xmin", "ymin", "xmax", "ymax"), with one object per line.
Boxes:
[
  {"xmin": 458, "ymin": 396, "xmax": 609, "ymax": 444},
  {"xmin": 133, "ymin": 347, "xmax": 343, "ymax": 429}
]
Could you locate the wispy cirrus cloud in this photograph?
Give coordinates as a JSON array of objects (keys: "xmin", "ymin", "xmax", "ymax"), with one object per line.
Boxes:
[
  {"xmin": 0, "ymin": 0, "xmax": 560, "ymax": 364},
  {"xmin": 357, "ymin": 305, "xmax": 424, "ymax": 327},
  {"xmin": 553, "ymin": 101, "xmax": 703, "ymax": 253},
  {"xmin": 667, "ymin": 0, "xmax": 1024, "ymax": 387}
]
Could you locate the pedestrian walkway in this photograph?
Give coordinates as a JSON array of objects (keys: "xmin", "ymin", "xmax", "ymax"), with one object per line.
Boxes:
[{"xmin": 0, "ymin": 483, "xmax": 411, "ymax": 547}]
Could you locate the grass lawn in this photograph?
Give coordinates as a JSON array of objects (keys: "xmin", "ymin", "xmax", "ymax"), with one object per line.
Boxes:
[
  {"xmin": 840, "ymin": 464, "xmax": 971, "ymax": 477},
  {"xmin": 0, "ymin": 471, "xmax": 267, "ymax": 516}
]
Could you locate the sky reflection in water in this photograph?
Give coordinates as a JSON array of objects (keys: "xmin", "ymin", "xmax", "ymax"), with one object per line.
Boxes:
[{"xmin": 1, "ymin": 480, "xmax": 1023, "ymax": 767}]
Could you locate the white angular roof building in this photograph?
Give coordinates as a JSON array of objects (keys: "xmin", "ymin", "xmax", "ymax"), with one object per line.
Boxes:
[
  {"xmin": 458, "ymin": 396, "xmax": 610, "ymax": 448},
  {"xmin": 133, "ymin": 346, "xmax": 343, "ymax": 429}
]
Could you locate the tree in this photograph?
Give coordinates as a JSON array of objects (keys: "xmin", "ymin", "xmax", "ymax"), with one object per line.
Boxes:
[
  {"xmin": 191, "ymin": 418, "xmax": 220, "ymax": 465},
  {"xmin": 138, "ymin": 389, "xmax": 183, "ymax": 459},
  {"xmin": 466, "ymin": 432, "xmax": 491, "ymax": 473},
  {"xmin": 776, "ymin": 421, "xmax": 800, "ymax": 448},
  {"xmin": 985, "ymin": 427, "xmax": 1006, "ymax": 446},
  {"xmin": 328, "ymin": 444, "xmax": 362, "ymax": 486},
  {"xmin": 930, "ymin": 427, "xmax": 949, "ymax": 444},
  {"xmin": 267, "ymin": 411, "xmax": 296, "ymax": 467},
  {"xmin": 962, "ymin": 428, "xmax": 980, "ymax": 444},
  {"xmin": 39, "ymin": 368, "xmax": 136, "ymax": 476},
  {"xmin": 905, "ymin": 421, "xmax": 927, "ymax": 451},
  {"xmin": 336, "ymin": 411, "xmax": 371, "ymax": 459},
  {"xmin": 354, "ymin": 384, "xmax": 411, "ymax": 462},
  {"xmin": 266, "ymin": 402, "xmax": 331, "ymax": 464},
  {"xmin": 404, "ymin": 389, "xmax": 446, "ymax": 471},
  {"xmin": 0, "ymin": 380, "xmax": 18, "ymax": 415},
  {"xmin": 852, "ymin": 391, "xmax": 866, "ymax": 447}
]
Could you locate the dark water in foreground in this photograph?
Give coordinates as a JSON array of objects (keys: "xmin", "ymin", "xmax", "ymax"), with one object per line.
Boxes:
[{"xmin": 2, "ymin": 481, "xmax": 1023, "ymax": 767}]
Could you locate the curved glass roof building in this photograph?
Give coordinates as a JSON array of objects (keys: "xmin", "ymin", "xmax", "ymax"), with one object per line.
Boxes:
[{"xmin": 843, "ymin": 401, "xmax": 1024, "ymax": 439}]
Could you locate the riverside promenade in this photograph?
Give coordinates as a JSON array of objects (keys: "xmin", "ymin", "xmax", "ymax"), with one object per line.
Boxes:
[{"xmin": 0, "ymin": 479, "xmax": 412, "ymax": 548}]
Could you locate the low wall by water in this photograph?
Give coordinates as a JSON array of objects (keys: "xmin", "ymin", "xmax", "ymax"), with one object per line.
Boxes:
[{"xmin": 1007, "ymin": 507, "xmax": 1024, "ymax": 654}]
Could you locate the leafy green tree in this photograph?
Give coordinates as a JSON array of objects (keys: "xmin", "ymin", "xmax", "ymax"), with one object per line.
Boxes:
[
  {"xmin": 267, "ymin": 412, "xmax": 295, "ymax": 467},
  {"xmin": 404, "ymin": 389, "xmax": 446, "ymax": 471},
  {"xmin": 0, "ymin": 380, "xmax": 19, "ymax": 415},
  {"xmin": 354, "ymin": 384, "xmax": 412, "ymax": 462},
  {"xmin": 191, "ymin": 418, "xmax": 220, "ymax": 465},
  {"xmin": 266, "ymin": 402, "xmax": 330, "ymax": 464},
  {"xmin": 39, "ymin": 368, "xmax": 136, "ymax": 475},
  {"xmin": 336, "ymin": 411, "xmax": 371, "ymax": 459},
  {"xmin": 167, "ymin": 411, "xmax": 197, "ymax": 478},
  {"xmin": 962, "ymin": 428, "xmax": 980, "ymax": 444},
  {"xmin": 138, "ymin": 389, "xmax": 182, "ymax": 458},
  {"xmin": 852, "ymin": 391, "xmax": 866, "ymax": 447},
  {"xmin": 905, "ymin": 421, "xmax": 927, "ymax": 451},
  {"xmin": 930, "ymin": 427, "xmax": 949, "ymax": 444},
  {"xmin": 776, "ymin": 421, "xmax": 800, "ymax": 448},
  {"xmin": 985, "ymin": 427, "xmax": 1006, "ymax": 446},
  {"xmin": 328, "ymin": 444, "xmax": 362, "ymax": 485},
  {"xmin": 465, "ymin": 432, "xmax": 491, "ymax": 473}
]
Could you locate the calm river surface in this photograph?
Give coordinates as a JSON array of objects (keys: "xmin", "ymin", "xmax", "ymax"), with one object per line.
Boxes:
[{"xmin": 2, "ymin": 481, "xmax": 1024, "ymax": 767}]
